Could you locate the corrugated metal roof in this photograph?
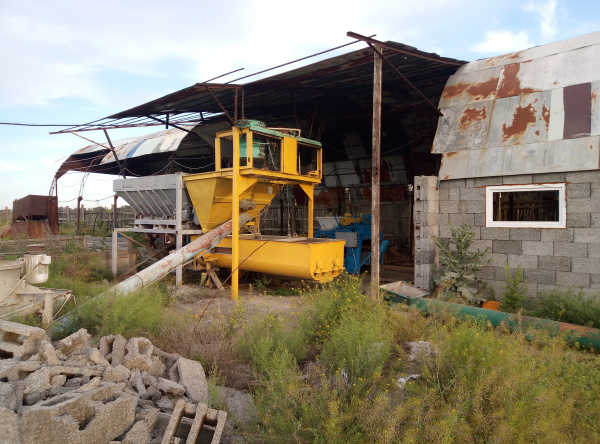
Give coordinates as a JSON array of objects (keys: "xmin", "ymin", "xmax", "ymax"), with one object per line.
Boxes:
[{"xmin": 433, "ymin": 31, "xmax": 600, "ymax": 179}]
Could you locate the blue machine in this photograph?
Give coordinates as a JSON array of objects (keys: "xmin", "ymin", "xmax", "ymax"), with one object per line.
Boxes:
[{"xmin": 315, "ymin": 214, "xmax": 390, "ymax": 274}]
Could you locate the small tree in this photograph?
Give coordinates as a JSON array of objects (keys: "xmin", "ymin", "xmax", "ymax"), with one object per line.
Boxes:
[
  {"xmin": 501, "ymin": 264, "xmax": 528, "ymax": 313},
  {"xmin": 433, "ymin": 224, "xmax": 490, "ymax": 304}
]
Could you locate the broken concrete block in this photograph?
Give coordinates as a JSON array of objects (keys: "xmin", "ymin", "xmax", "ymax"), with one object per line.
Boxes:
[
  {"xmin": 157, "ymin": 377, "xmax": 185, "ymax": 397},
  {"xmin": 160, "ymin": 399, "xmax": 227, "ymax": 444},
  {"xmin": 217, "ymin": 386, "xmax": 258, "ymax": 425},
  {"xmin": 98, "ymin": 334, "xmax": 115, "ymax": 357},
  {"xmin": 103, "ymin": 366, "xmax": 125, "ymax": 384},
  {"xmin": 40, "ymin": 340, "xmax": 60, "ymax": 365},
  {"xmin": 152, "ymin": 347, "xmax": 180, "ymax": 372},
  {"xmin": 406, "ymin": 341, "xmax": 439, "ymax": 373},
  {"xmin": 123, "ymin": 337, "xmax": 153, "ymax": 371},
  {"xmin": 76, "ymin": 376, "xmax": 101, "ymax": 393},
  {"xmin": 21, "ymin": 384, "xmax": 137, "ymax": 444},
  {"xmin": 0, "ymin": 319, "xmax": 48, "ymax": 360},
  {"xmin": 0, "ymin": 407, "xmax": 21, "ymax": 444},
  {"xmin": 58, "ymin": 328, "xmax": 91, "ymax": 356},
  {"xmin": 146, "ymin": 385, "xmax": 161, "ymax": 402},
  {"xmin": 64, "ymin": 377, "xmax": 83, "ymax": 387},
  {"xmin": 147, "ymin": 356, "xmax": 166, "ymax": 378},
  {"xmin": 140, "ymin": 371, "xmax": 156, "ymax": 388},
  {"xmin": 88, "ymin": 348, "xmax": 110, "ymax": 366},
  {"xmin": 51, "ymin": 374, "xmax": 67, "ymax": 387},
  {"xmin": 0, "ymin": 381, "xmax": 17, "ymax": 411},
  {"xmin": 122, "ymin": 408, "xmax": 159, "ymax": 444},
  {"xmin": 132, "ymin": 371, "xmax": 148, "ymax": 399},
  {"xmin": 168, "ymin": 357, "xmax": 208, "ymax": 404},
  {"xmin": 156, "ymin": 396, "xmax": 174, "ymax": 412},
  {"xmin": 62, "ymin": 354, "xmax": 92, "ymax": 367},
  {"xmin": 111, "ymin": 335, "xmax": 127, "ymax": 366},
  {"xmin": 22, "ymin": 366, "xmax": 51, "ymax": 396},
  {"xmin": 49, "ymin": 365, "xmax": 102, "ymax": 379}
]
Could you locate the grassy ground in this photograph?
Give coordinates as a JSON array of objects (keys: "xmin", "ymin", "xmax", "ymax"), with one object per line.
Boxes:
[{"xmin": 23, "ymin": 252, "xmax": 600, "ymax": 443}]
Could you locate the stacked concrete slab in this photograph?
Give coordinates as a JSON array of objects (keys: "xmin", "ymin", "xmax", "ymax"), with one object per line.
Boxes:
[
  {"xmin": 0, "ymin": 319, "xmax": 230, "ymax": 444},
  {"xmin": 413, "ymin": 176, "xmax": 440, "ymax": 291}
]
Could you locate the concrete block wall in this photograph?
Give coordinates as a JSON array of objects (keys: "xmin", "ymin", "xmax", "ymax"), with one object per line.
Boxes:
[
  {"xmin": 438, "ymin": 171, "xmax": 600, "ymax": 299},
  {"xmin": 414, "ymin": 176, "xmax": 439, "ymax": 290}
]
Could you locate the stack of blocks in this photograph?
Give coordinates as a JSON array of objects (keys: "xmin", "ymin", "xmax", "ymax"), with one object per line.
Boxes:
[{"xmin": 413, "ymin": 176, "xmax": 439, "ymax": 291}]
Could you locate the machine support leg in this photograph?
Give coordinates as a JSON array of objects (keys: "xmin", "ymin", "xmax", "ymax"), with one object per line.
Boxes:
[
  {"xmin": 175, "ymin": 174, "xmax": 183, "ymax": 287},
  {"xmin": 232, "ymin": 127, "xmax": 241, "ymax": 300}
]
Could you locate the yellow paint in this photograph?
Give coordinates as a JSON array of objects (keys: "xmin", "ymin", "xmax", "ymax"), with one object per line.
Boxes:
[
  {"xmin": 282, "ymin": 136, "xmax": 298, "ymax": 175},
  {"xmin": 232, "ymin": 126, "xmax": 240, "ymax": 301},
  {"xmin": 193, "ymin": 235, "xmax": 345, "ymax": 282}
]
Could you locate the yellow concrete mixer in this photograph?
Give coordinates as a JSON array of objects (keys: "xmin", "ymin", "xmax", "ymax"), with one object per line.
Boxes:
[{"xmin": 182, "ymin": 120, "xmax": 345, "ymax": 297}]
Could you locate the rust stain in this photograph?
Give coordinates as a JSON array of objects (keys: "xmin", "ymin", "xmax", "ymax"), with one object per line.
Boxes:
[
  {"xmin": 535, "ymin": 130, "xmax": 540, "ymax": 136},
  {"xmin": 445, "ymin": 151, "xmax": 459, "ymax": 158},
  {"xmin": 485, "ymin": 51, "xmax": 522, "ymax": 67},
  {"xmin": 441, "ymin": 77, "xmax": 499, "ymax": 101},
  {"xmin": 542, "ymin": 104, "xmax": 550, "ymax": 130},
  {"xmin": 459, "ymin": 107, "xmax": 487, "ymax": 130},
  {"xmin": 497, "ymin": 63, "xmax": 536, "ymax": 98},
  {"xmin": 443, "ymin": 174, "xmax": 450, "ymax": 180},
  {"xmin": 502, "ymin": 104, "xmax": 537, "ymax": 142}
]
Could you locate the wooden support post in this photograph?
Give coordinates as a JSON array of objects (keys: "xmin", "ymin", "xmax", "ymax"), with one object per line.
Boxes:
[
  {"xmin": 371, "ymin": 46, "xmax": 382, "ymax": 300},
  {"xmin": 5, "ymin": 207, "xmax": 9, "ymax": 224},
  {"xmin": 232, "ymin": 126, "xmax": 240, "ymax": 300},
  {"xmin": 175, "ymin": 174, "xmax": 183, "ymax": 287},
  {"xmin": 76, "ymin": 197, "xmax": 83, "ymax": 235}
]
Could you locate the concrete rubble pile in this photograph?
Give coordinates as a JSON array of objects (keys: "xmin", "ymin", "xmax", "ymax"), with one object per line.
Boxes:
[{"xmin": 0, "ymin": 319, "xmax": 230, "ymax": 444}]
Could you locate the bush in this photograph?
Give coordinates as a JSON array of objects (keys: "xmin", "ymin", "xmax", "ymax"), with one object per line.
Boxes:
[
  {"xmin": 77, "ymin": 285, "xmax": 168, "ymax": 337},
  {"xmin": 434, "ymin": 224, "xmax": 490, "ymax": 304},
  {"xmin": 321, "ymin": 307, "xmax": 392, "ymax": 382},
  {"xmin": 501, "ymin": 264, "xmax": 528, "ymax": 313},
  {"xmin": 528, "ymin": 288, "xmax": 600, "ymax": 328}
]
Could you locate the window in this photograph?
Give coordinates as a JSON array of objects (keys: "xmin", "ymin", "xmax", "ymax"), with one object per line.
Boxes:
[{"xmin": 485, "ymin": 183, "xmax": 566, "ymax": 228}]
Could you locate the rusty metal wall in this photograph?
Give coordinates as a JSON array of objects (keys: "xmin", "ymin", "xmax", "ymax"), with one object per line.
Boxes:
[
  {"xmin": 433, "ymin": 31, "xmax": 600, "ymax": 179},
  {"xmin": 12, "ymin": 195, "xmax": 58, "ymax": 235}
]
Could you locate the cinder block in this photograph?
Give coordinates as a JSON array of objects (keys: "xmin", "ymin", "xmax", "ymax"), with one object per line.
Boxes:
[
  {"xmin": 571, "ymin": 257, "xmax": 600, "ymax": 274},
  {"xmin": 566, "ymin": 170, "xmax": 600, "ymax": 183},
  {"xmin": 556, "ymin": 272, "xmax": 590, "ymax": 288},
  {"xmin": 58, "ymin": 329, "xmax": 91, "ymax": 356},
  {"xmin": 474, "ymin": 213, "xmax": 486, "ymax": 227},
  {"xmin": 438, "ymin": 179, "xmax": 465, "ymax": 189},
  {"xmin": 0, "ymin": 320, "xmax": 48, "ymax": 360},
  {"xmin": 415, "ymin": 250, "xmax": 436, "ymax": 264},
  {"xmin": 567, "ymin": 213, "xmax": 591, "ymax": 228},
  {"xmin": 123, "ymin": 337, "xmax": 154, "ymax": 372},
  {"xmin": 588, "ymin": 244, "xmax": 600, "ymax": 258},
  {"xmin": 591, "ymin": 213, "xmax": 600, "ymax": 227},
  {"xmin": 466, "ymin": 200, "xmax": 485, "ymax": 214},
  {"xmin": 553, "ymin": 242, "xmax": 588, "ymax": 258},
  {"xmin": 467, "ymin": 239, "xmax": 492, "ymax": 253},
  {"xmin": 492, "ymin": 240, "xmax": 522, "ymax": 255},
  {"xmin": 532, "ymin": 172, "xmax": 566, "ymax": 183},
  {"xmin": 415, "ymin": 264, "xmax": 434, "ymax": 291},
  {"xmin": 541, "ymin": 228, "xmax": 574, "ymax": 242},
  {"xmin": 538, "ymin": 255, "xmax": 571, "ymax": 271},
  {"xmin": 110, "ymin": 335, "xmax": 127, "ymax": 367},
  {"xmin": 487, "ymin": 253, "xmax": 508, "ymax": 267},
  {"xmin": 474, "ymin": 267, "xmax": 494, "ymax": 280},
  {"xmin": 574, "ymin": 228, "xmax": 600, "ymax": 243},
  {"xmin": 590, "ymin": 273, "xmax": 600, "ymax": 289},
  {"xmin": 465, "ymin": 179, "xmax": 475, "ymax": 187},
  {"xmin": 481, "ymin": 227, "xmax": 510, "ymax": 241},
  {"xmin": 160, "ymin": 399, "xmax": 226, "ymax": 444},
  {"xmin": 522, "ymin": 241, "xmax": 553, "ymax": 256},
  {"xmin": 493, "ymin": 266, "xmax": 510, "ymax": 281},
  {"xmin": 523, "ymin": 269, "xmax": 556, "ymax": 285},
  {"xmin": 0, "ymin": 407, "xmax": 20, "ymax": 444},
  {"xmin": 567, "ymin": 183, "xmax": 591, "ymax": 198},
  {"xmin": 508, "ymin": 254, "xmax": 538, "ymax": 269},
  {"xmin": 448, "ymin": 213, "xmax": 475, "ymax": 226},
  {"xmin": 21, "ymin": 384, "xmax": 136, "ymax": 444},
  {"xmin": 413, "ymin": 199, "xmax": 439, "ymax": 213},
  {"xmin": 459, "ymin": 187, "xmax": 485, "ymax": 201},
  {"xmin": 439, "ymin": 200, "xmax": 460, "ymax": 214},
  {"xmin": 591, "ymin": 183, "xmax": 600, "ymax": 199},
  {"xmin": 502, "ymin": 174, "xmax": 532, "ymax": 185},
  {"xmin": 509, "ymin": 229, "xmax": 541, "ymax": 241},
  {"xmin": 567, "ymin": 198, "xmax": 600, "ymax": 213},
  {"xmin": 438, "ymin": 188, "xmax": 449, "ymax": 201},
  {"xmin": 474, "ymin": 177, "xmax": 502, "ymax": 187},
  {"xmin": 448, "ymin": 188, "xmax": 460, "ymax": 200},
  {"xmin": 168, "ymin": 357, "xmax": 208, "ymax": 404}
]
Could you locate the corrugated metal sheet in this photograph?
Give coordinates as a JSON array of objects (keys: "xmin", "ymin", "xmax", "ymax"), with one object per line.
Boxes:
[{"xmin": 433, "ymin": 31, "xmax": 600, "ymax": 179}]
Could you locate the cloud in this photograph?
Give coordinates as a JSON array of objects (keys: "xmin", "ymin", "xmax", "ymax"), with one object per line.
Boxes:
[
  {"xmin": 472, "ymin": 30, "xmax": 535, "ymax": 53},
  {"xmin": 522, "ymin": 0, "xmax": 558, "ymax": 40},
  {"xmin": 0, "ymin": 159, "xmax": 28, "ymax": 172}
]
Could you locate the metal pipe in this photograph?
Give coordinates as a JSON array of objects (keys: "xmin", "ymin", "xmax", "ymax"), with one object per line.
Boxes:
[
  {"xmin": 50, "ymin": 213, "xmax": 251, "ymax": 337},
  {"xmin": 412, "ymin": 298, "xmax": 600, "ymax": 350}
]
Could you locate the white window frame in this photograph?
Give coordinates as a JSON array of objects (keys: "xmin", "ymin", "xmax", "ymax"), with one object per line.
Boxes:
[{"xmin": 485, "ymin": 183, "xmax": 566, "ymax": 228}]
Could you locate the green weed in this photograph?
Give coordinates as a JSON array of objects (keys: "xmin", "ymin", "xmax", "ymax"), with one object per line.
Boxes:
[
  {"xmin": 528, "ymin": 288, "xmax": 600, "ymax": 328},
  {"xmin": 501, "ymin": 264, "xmax": 528, "ymax": 313}
]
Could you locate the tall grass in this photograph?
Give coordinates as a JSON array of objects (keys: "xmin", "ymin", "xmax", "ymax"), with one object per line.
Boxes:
[
  {"xmin": 527, "ymin": 288, "xmax": 600, "ymax": 328},
  {"xmin": 234, "ymin": 275, "xmax": 600, "ymax": 443}
]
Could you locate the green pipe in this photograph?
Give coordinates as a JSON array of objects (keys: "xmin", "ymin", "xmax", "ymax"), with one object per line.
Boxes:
[{"xmin": 401, "ymin": 297, "xmax": 600, "ymax": 350}]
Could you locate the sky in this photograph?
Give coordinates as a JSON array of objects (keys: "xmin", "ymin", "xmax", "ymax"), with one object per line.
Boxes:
[{"xmin": 0, "ymin": 0, "xmax": 598, "ymax": 210}]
